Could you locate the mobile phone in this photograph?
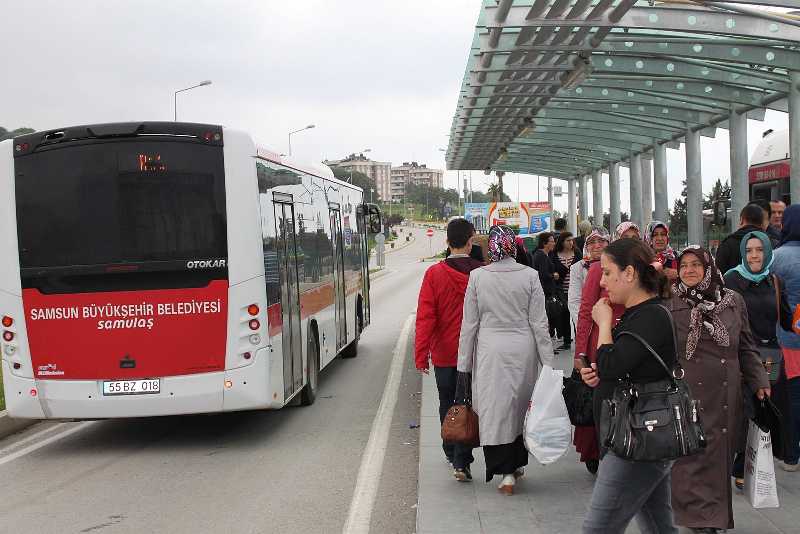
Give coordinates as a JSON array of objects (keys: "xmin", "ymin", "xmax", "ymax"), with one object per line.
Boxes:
[{"xmin": 580, "ymin": 356, "xmax": 591, "ymax": 369}]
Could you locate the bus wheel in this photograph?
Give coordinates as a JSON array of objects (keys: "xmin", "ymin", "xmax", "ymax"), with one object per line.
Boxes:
[{"xmin": 300, "ymin": 332, "xmax": 319, "ymax": 406}]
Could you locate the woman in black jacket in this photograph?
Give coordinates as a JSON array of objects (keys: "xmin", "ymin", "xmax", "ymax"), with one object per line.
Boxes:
[
  {"xmin": 580, "ymin": 239, "xmax": 677, "ymax": 534},
  {"xmin": 532, "ymin": 232, "xmax": 559, "ymax": 338},
  {"xmin": 551, "ymin": 231, "xmax": 581, "ymax": 350},
  {"xmin": 723, "ymin": 230, "xmax": 793, "ymax": 488}
]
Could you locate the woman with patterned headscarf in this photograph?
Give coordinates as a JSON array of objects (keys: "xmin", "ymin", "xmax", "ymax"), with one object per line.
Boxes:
[
  {"xmin": 457, "ymin": 226, "xmax": 556, "ymax": 495},
  {"xmin": 614, "ymin": 221, "xmax": 641, "ymax": 241},
  {"xmin": 645, "ymin": 220, "xmax": 678, "ymax": 280},
  {"xmin": 569, "ymin": 226, "xmax": 613, "ymax": 475},
  {"xmin": 667, "ymin": 246, "xmax": 770, "ymax": 533}
]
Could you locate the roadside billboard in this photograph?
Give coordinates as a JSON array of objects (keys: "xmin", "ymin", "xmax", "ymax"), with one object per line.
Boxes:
[{"xmin": 464, "ymin": 202, "xmax": 551, "ymax": 235}]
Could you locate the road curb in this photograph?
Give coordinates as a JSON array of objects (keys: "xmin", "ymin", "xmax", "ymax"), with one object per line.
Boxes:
[
  {"xmin": 369, "ymin": 269, "xmax": 393, "ymax": 282},
  {"xmin": 0, "ymin": 410, "xmax": 37, "ymax": 440},
  {"xmin": 384, "ymin": 233, "xmax": 416, "ymax": 254}
]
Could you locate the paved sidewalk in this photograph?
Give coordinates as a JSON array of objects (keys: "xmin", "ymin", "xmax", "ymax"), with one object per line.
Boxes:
[{"xmin": 416, "ymin": 344, "xmax": 800, "ymax": 533}]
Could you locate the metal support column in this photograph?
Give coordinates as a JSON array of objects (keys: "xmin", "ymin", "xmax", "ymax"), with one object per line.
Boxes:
[
  {"xmin": 609, "ymin": 163, "xmax": 621, "ymax": 231},
  {"xmin": 641, "ymin": 156, "xmax": 653, "ymax": 228},
  {"xmin": 547, "ymin": 177, "xmax": 554, "ymax": 217},
  {"xmin": 592, "ymin": 169, "xmax": 603, "ymax": 226},
  {"xmin": 578, "ymin": 174, "xmax": 588, "ymax": 223},
  {"xmin": 790, "ymin": 71, "xmax": 800, "ymax": 203},
  {"xmin": 630, "ymin": 152, "xmax": 643, "ymax": 228},
  {"xmin": 568, "ymin": 179, "xmax": 577, "ymax": 235},
  {"xmin": 686, "ymin": 129, "xmax": 703, "ymax": 246},
  {"xmin": 729, "ymin": 105, "xmax": 749, "ymax": 234},
  {"xmin": 653, "ymin": 142, "xmax": 669, "ymax": 224}
]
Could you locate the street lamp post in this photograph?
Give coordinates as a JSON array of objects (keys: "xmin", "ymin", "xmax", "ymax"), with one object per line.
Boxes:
[
  {"xmin": 174, "ymin": 80, "xmax": 212, "ymax": 121},
  {"xmin": 288, "ymin": 124, "xmax": 315, "ymax": 156}
]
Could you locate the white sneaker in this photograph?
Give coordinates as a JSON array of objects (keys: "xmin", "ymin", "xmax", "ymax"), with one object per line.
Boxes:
[
  {"xmin": 498, "ymin": 474, "xmax": 516, "ymax": 495},
  {"xmin": 781, "ymin": 461, "xmax": 800, "ymax": 472}
]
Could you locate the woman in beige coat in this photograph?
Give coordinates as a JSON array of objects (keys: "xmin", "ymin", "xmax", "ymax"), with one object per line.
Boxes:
[{"xmin": 458, "ymin": 225, "xmax": 556, "ymax": 495}]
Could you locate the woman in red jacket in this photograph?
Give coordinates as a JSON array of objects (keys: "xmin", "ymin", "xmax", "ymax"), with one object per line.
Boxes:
[{"xmin": 572, "ymin": 222, "xmax": 640, "ymax": 473}]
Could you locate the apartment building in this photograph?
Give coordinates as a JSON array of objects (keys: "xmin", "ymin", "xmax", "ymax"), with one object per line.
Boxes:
[{"xmin": 324, "ymin": 153, "xmax": 392, "ymax": 201}]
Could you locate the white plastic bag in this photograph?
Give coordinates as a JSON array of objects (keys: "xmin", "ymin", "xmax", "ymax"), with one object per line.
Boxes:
[
  {"xmin": 744, "ymin": 420, "xmax": 780, "ymax": 509},
  {"xmin": 524, "ymin": 364, "xmax": 572, "ymax": 464}
]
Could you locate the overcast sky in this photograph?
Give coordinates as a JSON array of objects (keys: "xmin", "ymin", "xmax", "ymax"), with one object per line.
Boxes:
[{"xmin": 1, "ymin": 1, "xmax": 789, "ymax": 218}]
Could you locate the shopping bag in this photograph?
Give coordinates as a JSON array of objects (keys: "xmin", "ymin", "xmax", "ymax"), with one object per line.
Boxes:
[
  {"xmin": 744, "ymin": 420, "xmax": 780, "ymax": 509},
  {"xmin": 524, "ymin": 365, "xmax": 572, "ymax": 464}
]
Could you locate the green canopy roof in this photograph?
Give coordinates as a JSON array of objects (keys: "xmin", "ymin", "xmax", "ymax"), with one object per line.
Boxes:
[{"xmin": 446, "ymin": 0, "xmax": 800, "ymax": 179}]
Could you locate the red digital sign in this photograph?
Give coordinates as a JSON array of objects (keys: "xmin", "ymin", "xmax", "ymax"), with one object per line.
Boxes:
[{"xmin": 749, "ymin": 160, "xmax": 789, "ymax": 184}]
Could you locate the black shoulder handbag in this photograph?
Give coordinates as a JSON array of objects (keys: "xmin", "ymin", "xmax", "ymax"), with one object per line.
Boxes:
[
  {"xmin": 599, "ymin": 306, "xmax": 706, "ymax": 462},
  {"xmin": 563, "ymin": 369, "xmax": 594, "ymax": 426}
]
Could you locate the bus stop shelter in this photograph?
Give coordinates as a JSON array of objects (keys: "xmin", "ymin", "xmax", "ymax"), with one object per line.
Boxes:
[{"xmin": 445, "ymin": 0, "xmax": 800, "ymax": 244}]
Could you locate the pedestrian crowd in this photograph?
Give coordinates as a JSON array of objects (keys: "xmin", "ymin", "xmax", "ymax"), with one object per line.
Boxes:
[{"xmin": 415, "ymin": 200, "xmax": 800, "ymax": 533}]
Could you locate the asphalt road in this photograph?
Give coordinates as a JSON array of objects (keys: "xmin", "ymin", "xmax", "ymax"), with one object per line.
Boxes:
[{"xmin": 0, "ymin": 224, "xmax": 446, "ymax": 534}]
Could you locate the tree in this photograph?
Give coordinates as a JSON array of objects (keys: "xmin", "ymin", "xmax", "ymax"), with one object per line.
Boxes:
[
  {"xmin": 0, "ymin": 127, "xmax": 35, "ymax": 142},
  {"xmin": 487, "ymin": 183, "xmax": 501, "ymax": 201},
  {"xmin": 330, "ymin": 167, "xmax": 377, "ymax": 199},
  {"xmin": 470, "ymin": 190, "xmax": 511, "ymax": 203},
  {"xmin": 670, "ymin": 180, "xmax": 688, "ymax": 236},
  {"xmin": 703, "ymin": 178, "xmax": 731, "ymax": 210}
]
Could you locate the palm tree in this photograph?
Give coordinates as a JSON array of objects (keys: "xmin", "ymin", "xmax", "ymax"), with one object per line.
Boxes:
[{"xmin": 487, "ymin": 183, "xmax": 501, "ymax": 201}]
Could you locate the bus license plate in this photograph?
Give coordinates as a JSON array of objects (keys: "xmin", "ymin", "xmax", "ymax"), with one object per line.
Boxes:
[{"xmin": 103, "ymin": 379, "xmax": 160, "ymax": 396}]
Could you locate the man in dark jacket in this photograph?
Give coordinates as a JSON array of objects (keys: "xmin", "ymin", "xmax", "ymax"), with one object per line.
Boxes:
[
  {"xmin": 415, "ymin": 218, "xmax": 483, "ymax": 482},
  {"xmin": 750, "ymin": 198, "xmax": 782, "ymax": 248},
  {"xmin": 716, "ymin": 203, "xmax": 766, "ymax": 275}
]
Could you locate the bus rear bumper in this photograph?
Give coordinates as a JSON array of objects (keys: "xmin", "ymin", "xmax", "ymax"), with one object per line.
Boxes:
[{"xmin": 2, "ymin": 348, "xmax": 281, "ymax": 419}]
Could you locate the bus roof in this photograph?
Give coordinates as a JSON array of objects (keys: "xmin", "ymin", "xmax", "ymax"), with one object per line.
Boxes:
[
  {"xmin": 253, "ymin": 144, "xmax": 336, "ymax": 182},
  {"xmin": 750, "ymin": 129, "xmax": 790, "ymax": 168}
]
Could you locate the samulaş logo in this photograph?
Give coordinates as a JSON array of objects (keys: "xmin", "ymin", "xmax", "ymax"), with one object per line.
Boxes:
[
  {"xmin": 37, "ymin": 363, "xmax": 64, "ymax": 376},
  {"xmin": 187, "ymin": 259, "xmax": 226, "ymax": 269}
]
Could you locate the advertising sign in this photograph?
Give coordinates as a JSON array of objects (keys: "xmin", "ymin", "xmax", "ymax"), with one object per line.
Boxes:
[
  {"xmin": 464, "ymin": 203, "xmax": 489, "ymax": 234},
  {"xmin": 465, "ymin": 202, "xmax": 551, "ymax": 235},
  {"xmin": 23, "ymin": 280, "xmax": 229, "ymax": 380}
]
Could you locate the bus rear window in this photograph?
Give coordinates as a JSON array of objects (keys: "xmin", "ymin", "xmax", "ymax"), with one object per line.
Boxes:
[{"xmin": 14, "ymin": 140, "xmax": 226, "ymax": 273}]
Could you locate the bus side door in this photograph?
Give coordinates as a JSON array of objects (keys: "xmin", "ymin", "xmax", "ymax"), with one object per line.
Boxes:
[
  {"xmin": 329, "ymin": 206, "xmax": 348, "ymax": 350},
  {"xmin": 274, "ymin": 197, "xmax": 304, "ymax": 397},
  {"xmin": 357, "ymin": 204, "xmax": 371, "ymax": 327}
]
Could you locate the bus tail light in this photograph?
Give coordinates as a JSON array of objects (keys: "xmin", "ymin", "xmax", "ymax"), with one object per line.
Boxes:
[
  {"xmin": 243, "ymin": 352, "xmax": 252, "ymax": 360},
  {"xmin": 2, "ymin": 331, "xmax": 13, "ymax": 342},
  {"xmin": 247, "ymin": 304, "xmax": 259, "ymax": 316},
  {"xmin": 2, "ymin": 316, "xmax": 12, "ymax": 327},
  {"xmin": 248, "ymin": 319, "xmax": 260, "ymax": 331}
]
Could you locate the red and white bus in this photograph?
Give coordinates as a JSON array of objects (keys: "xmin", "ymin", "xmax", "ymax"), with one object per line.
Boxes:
[
  {"xmin": 1, "ymin": 122, "xmax": 381, "ymax": 419},
  {"xmin": 749, "ymin": 128, "xmax": 791, "ymax": 205}
]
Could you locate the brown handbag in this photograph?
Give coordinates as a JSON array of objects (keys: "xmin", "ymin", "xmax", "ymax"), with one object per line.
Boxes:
[{"xmin": 441, "ymin": 373, "xmax": 480, "ymax": 447}]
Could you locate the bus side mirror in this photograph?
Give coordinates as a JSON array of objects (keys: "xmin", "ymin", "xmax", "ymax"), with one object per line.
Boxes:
[
  {"xmin": 367, "ymin": 203, "xmax": 382, "ymax": 235},
  {"xmin": 712, "ymin": 200, "xmax": 727, "ymax": 227}
]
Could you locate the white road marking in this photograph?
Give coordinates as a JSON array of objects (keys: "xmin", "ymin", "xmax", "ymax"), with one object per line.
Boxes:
[
  {"xmin": 0, "ymin": 422, "xmax": 69, "ymax": 457},
  {"xmin": 0, "ymin": 421, "xmax": 94, "ymax": 467},
  {"xmin": 343, "ymin": 313, "xmax": 415, "ymax": 534}
]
